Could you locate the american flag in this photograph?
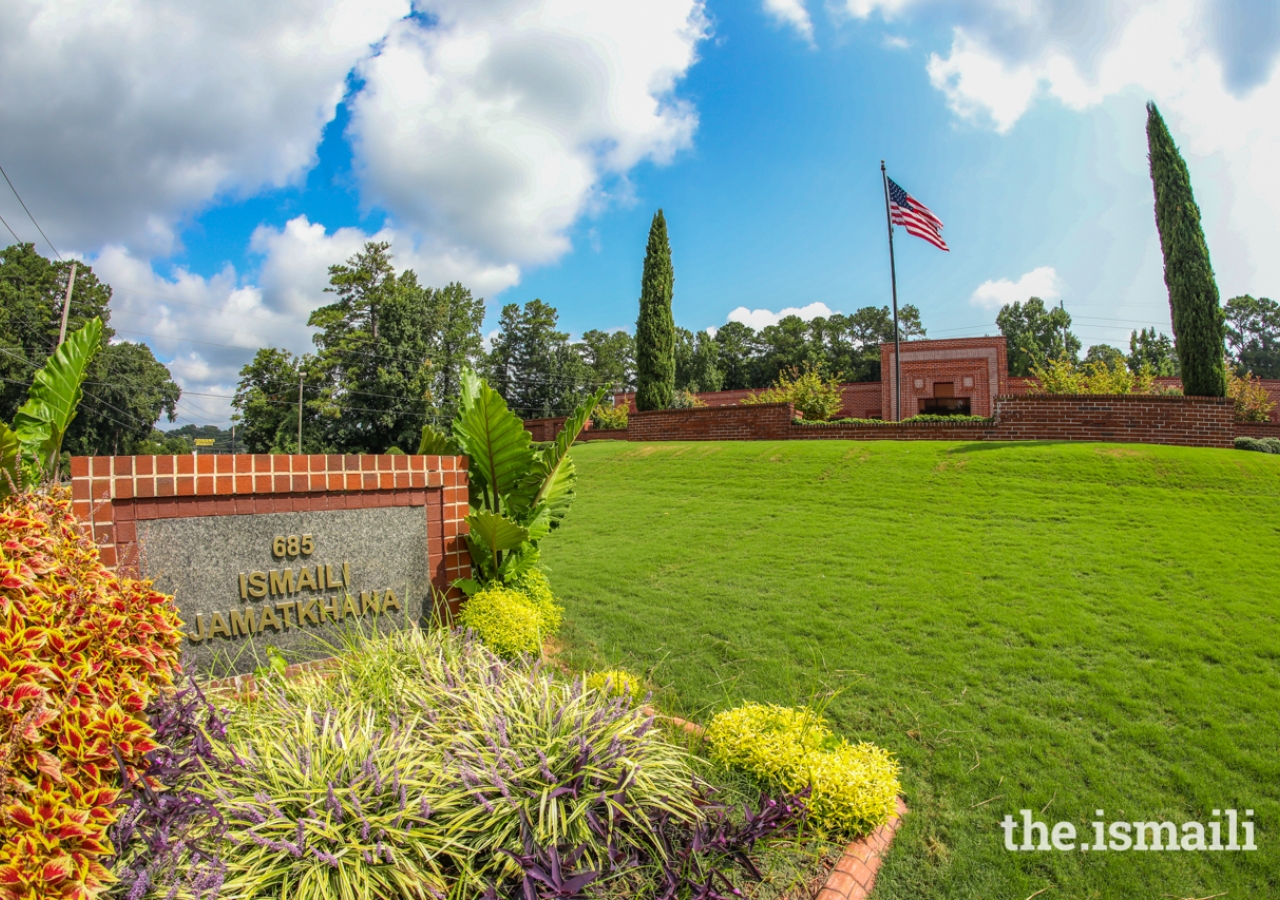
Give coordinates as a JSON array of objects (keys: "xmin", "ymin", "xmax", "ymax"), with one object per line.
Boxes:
[{"xmin": 888, "ymin": 177, "xmax": 949, "ymax": 251}]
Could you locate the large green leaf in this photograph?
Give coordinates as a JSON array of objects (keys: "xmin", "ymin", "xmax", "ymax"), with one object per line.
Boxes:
[
  {"xmin": 515, "ymin": 386, "xmax": 603, "ymax": 522},
  {"xmin": 0, "ymin": 422, "xmax": 19, "ymax": 498},
  {"xmin": 452, "ymin": 369, "xmax": 536, "ymax": 515},
  {"xmin": 467, "ymin": 509, "xmax": 529, "ymax": 553},
  {"xmin": 416, "ymin": 424, "xmax": 460, "ymax": 456},
  {"xmin": 11, "ymin": 317, "xmax": 103, "ymax": 480},
  {"xmin": 465, "ymin": 510, "xmax": 530, "ymax": 580},
  {"xmin": 535, "ymin": 453, "xmax": 576, "ymax": 532}
]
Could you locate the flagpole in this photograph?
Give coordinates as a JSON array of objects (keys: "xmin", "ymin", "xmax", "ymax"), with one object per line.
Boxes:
[{"xmin": 881, "ymin": 161, "xmax": 901, "ymax": 422}]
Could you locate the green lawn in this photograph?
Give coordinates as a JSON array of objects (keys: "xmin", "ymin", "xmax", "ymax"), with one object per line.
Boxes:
[{"xmin": 542, "ymin": 440, "xmax": 1280, "ymax": 899}]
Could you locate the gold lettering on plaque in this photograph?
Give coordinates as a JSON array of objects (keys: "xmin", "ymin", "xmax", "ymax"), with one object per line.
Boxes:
[
  {"xmin": 239, "ymin": 573, "xmax": 248, "ymax": 600},
  {"xmin": 319, "ymin": 596, "xmax": 340, "ymax": 623},
  {"xmin": 296, "ymin": 598, "xmax": 319, "ymax": 626},
  {"xmin": 276, "ymin": 601, "xmax": 297, "ymax": 629},
  {"xmin": 383, "ymin": 588, "xmax": 402, "ymax": 612},
  {"xmin": 326, "ymin": 564, "xmax": 342, "ymax": 588},
  {"xmin": 229, "ymin": 608, "xmax": 256, "ymax": 637},
  {"xmin": 247, "ymin": 571, "xmax": 268, "ymax": 599},
  {"xmin": 295, "ymin": 567, "xmax": 318, "ymax": 592},
  {"xmin": 258, "ymin": 604, "xmax": 283, "ymax": 631},
  {"xmin": 342, "ymin": 594, "xmax": 359, "ymax": 618},
  {"xmin": 269, "ymin": 568, "xmax": 295, "ymax": 597},
  {"xmin": 207, "ymin": 612, "xmax": 231, "ymax": 639}
]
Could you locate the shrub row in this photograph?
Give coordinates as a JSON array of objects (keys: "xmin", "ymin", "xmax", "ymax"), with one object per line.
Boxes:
[{"xmin": 1234, "ymin": 436, "xmax": 1280, "ymax": 454}]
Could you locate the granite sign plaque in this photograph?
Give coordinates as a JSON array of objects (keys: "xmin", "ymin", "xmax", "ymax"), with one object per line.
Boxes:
[{"xmin": 139, "ymin": 506, "xmax": 429, "ymax": 676}]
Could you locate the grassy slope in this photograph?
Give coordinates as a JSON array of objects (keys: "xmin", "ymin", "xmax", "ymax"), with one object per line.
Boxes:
[{"xmin": 543, "ymin": 440, "xmax": 1280, "ymax": 899}]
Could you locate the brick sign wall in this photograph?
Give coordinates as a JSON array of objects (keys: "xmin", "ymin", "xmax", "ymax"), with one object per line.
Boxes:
[{"xmin": 71, "ymin": 453, "xmax": 472, "ymax": 675}]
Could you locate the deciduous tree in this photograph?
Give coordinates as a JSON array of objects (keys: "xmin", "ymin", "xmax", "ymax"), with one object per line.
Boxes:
[
  {"xmin": 1127, "ymin": 327, "xmax": 1179, "ymax": 377},
  {"xmin": 996, "ymin": 297, "xmax": 1081, "ymax": 377},
  {"xmin": 1224, "ymin": 295, "xmax": 1280, "ymax": 378}
]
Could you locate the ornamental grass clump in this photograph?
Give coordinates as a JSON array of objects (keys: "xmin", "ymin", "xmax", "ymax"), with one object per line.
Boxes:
[
  {"xmin": 210, "ymin": 629, "xmax": 806, "ymax": 900},
  {"xmin": 0, "ymin": 489, "xmax": 183, "ymax": 900},
  {"xmin": 706, "ymin": 702, "xmax": 900, "ymax": 837}
]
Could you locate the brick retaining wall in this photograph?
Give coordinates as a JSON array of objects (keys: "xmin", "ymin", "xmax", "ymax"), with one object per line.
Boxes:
[
  {"xmin": 1236, "ymin": 421, "xmax": 1280, "ymax": 439},
  {"xmin": 531, "ymin": 394, "xmax": 1238, "ymax": 448},
  {"xmin": 627, "ymin": 402, "xmax": 795, "ymax": 441}
]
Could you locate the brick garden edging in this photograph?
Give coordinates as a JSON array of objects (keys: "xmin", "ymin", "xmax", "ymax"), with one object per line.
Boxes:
[
  {"xmin": 69, "ymin": 452, "xmax": 473, "ymax": 617},
  {"xmin": 816, "ymin": 798, "xmax": 908, "ymax": 900},
  {"xmin": 644, "ymin": 707, "xmax": 908, "ymax": 900}
]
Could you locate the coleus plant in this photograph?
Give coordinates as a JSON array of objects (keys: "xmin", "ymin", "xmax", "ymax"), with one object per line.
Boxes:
[
  {"xmin": 0, "ymin": 489, "xmax": 183, "ymax": 900},
  {"xmin": 417, "ymin": 368, "xmax": 605, "ymax": 587}
]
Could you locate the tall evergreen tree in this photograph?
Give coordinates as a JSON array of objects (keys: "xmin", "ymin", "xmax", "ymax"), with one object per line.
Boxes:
[
  {"xmin": 1146, "ymin": 102, "xmax": 1226, "ymax": 396},
  {"xmin": 634, "ymin": 210, "xmax": 675, "ymax": 410}
]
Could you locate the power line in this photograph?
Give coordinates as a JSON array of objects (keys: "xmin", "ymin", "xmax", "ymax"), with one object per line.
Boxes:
[
  {"xmin": 0, "ymin": 158, "xmax": 61, "ymax": 260},
  {"xmin": 0, "ymin": 210, "xmax": 20, "ymax": 244}
]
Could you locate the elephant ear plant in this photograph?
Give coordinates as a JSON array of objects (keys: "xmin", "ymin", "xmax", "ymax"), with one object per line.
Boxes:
[
  {"xmin": 417, "ymin": 368, "xmax": 605, "ymax": 588},
  {"xmin": 0, "ymin": 317, "xmax": 103, "ymax": 495}
]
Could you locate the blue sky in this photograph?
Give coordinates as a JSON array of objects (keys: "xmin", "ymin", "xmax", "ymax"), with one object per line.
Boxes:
[{"xmin": 1, "ymin": 0, "xmax": 1277, "ymax": 426}]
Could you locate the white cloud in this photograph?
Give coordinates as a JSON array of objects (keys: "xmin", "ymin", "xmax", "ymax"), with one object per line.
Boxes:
[
  {"xmin": 830, "ymin": 0, "xmax": 1280, "ymax": 302},
  {"xmin": 726, "ymin": 301, "xmax": 836, "ymax": 330},
  {"xmin": 348, "ymin": 0, "xmax": 710, "ymax": 267},
  {"xmin": 882, "ymin": 35, "xmax": 912, "ymax": 50},
  {"xmin": 0, "ymin": 0, "xmax": 408, "ymax": 256},
  {"xmin": 918, "ymin": 0, "xmax": 1280, "ymax": 297},
  {"xmin": 762, "ymin": 0, "xmax": 815, "ymax": 43},
  {"xmin": 970, "ymin": 266, "xmax": 1063, "ymax": 310}
]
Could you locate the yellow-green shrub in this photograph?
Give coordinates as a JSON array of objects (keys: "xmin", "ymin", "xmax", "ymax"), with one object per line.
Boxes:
[
  {"xmin": 458, "ymin": 586, "xmax": 542, "ymax": 658},
  {"xmin": 590, "ymin": 401, "xmax": 629, "ymax": 431},
  {"xmin": 742, "ymin": 364, "xmax": 843, "ymax": 421},
  {"xmin": 705, "ymin": 702, "xmax": 900, "ymax": 836},
  {"xmin": 0, "ymin": 489, "xmax": 182, "ymax": 900},
  {"xmin": 1028, "ymin": 357, "xmax": 1158, "ymax": 395},
  {"xmin": 510, "ymin": 568, "xmax": 563, "ymax": 635},
  {"xmin": 1227, "ymin": 368, "xmax": 1276, "ymax": 422},
  {"xmin": 585, "ymin": 669, "xmax": 641, "ymax": 702}
]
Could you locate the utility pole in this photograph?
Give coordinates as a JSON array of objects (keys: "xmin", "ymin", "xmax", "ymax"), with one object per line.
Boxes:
[
  {"xmin": 57, "ymin": 261, "xmax": 78, "ymax": 346},
  {"xmin": 231, "ymin": 423, "xmax": 236, "ymax": 455},
  {"xmin": 1060, "ymin": 299, "xmax": 1068, "ymax": 358},
  {"xmin": 297, "ymin": 376, "xmax": 304, "ymax": 454}
]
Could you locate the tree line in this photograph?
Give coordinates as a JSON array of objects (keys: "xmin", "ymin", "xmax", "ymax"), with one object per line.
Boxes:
[
  {"xmin": 6, "ymin": 102, "xmax": 1278, "ymax": 462},
  {"xmin": 0, "ymin": 243, "xmax": 181, "ymax": 457}
]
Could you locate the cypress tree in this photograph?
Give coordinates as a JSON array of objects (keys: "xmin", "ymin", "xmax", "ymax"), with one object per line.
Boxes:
[
  {"xmin": 635, "ymin": 209, "xmax": 676, "ymax": 410},
  {"xmin": 1146, "ymin": 102, "xmax": 1227, "ymax": 397}
]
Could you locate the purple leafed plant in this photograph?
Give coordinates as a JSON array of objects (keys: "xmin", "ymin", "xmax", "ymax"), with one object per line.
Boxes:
[
  {"xmin": 482, "ymin": 790, "xmax": 809, "ymax": 900},
  {"xmin": 110, "ymin": 674, "xmax": 238, "ymax": 900}
]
